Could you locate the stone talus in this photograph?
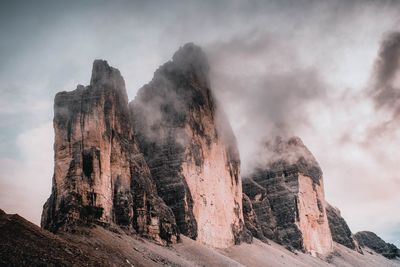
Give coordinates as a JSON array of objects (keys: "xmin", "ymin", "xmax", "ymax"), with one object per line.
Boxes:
[
  {"xmin": 41, "ymin": 60, "xmax": 178, "ymax": 244},
  {"xmin": 131, "ymin": 43, "xmax": 245, "ymax": 248}
]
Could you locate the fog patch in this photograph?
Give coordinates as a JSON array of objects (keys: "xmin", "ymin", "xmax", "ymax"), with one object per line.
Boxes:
[{"xmin": 206, "ymin": 33, "xmax": 327, "ymax": 174}]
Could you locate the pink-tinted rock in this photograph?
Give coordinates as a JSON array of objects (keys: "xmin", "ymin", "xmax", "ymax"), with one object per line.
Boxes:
[
  {"xmin": 243, "ymin": 137, "xmax": 333, "ymax": 256},
  {"xmin": 41, "ymin": 60, "xmax": 178, "ymax": 245},
  {"xmin": 131, "ymin": 43, "xmax": 246, "ymax": 248}
]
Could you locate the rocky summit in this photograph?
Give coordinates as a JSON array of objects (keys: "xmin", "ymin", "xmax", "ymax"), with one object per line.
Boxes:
[
  {"xmin": 243, "ymin": 136, "xmax": 333, "ymax": 256},
  {"xmin": 41, "ymin": 43, "xmax": 246, "ymax": 249},
  {"xmin": 131, "ymin": 43, "xmax": 246, "ymax": 248},
  {"xmin": 41, "ymin": 60, "xmax": 178, "ymax": 245}
]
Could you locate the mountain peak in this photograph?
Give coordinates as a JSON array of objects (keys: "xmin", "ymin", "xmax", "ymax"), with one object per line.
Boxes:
[
  {"xmin": 260, "ymin": 136, "xmax": 322, "ymax": 183},
  {"xmin": 90, "ymin": 59, "xmax": 124, "ymax": 87},
  {"xmin": 171, "ymin": 43, "xmax": 209, "ymax": 75}
]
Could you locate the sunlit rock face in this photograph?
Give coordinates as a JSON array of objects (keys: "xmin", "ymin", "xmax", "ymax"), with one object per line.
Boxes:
[
  {"xmin": 326, "ymin": 203, "xmax": 363, "ymax": 253},
  {"xmin": 41, "ymin": 60, "xmax": 178, "ymax": 245},
  {"xmin": 131, "ymin": 43, "xmax": 245, "ymax": 248},
  {"xmin": 243, "ymin": 137, "xmax": 333, "ymax": 256}
]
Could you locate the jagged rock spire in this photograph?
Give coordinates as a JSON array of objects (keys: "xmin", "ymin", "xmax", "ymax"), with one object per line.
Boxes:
[
  {"xmin": 131, "ymin": 43, "xmax": 246, "ymax": 248},
  {"xmin": 41, "ymin": 60, "xmax": 178, "ymax": 245}
]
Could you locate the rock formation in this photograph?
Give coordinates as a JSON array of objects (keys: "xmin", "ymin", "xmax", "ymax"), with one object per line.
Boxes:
[
  {"xmin": 326, "ymin": 203, "xmax": 362, "ymax": 253},
  {"xmin": 39, "ymin": 42, "xmax": 399, "ymax": 260},
  {"xmin": 41, "ymin": 60, "xmax": 178, "ymax": 244},
  {"xmin": 355, "ymin": 231, "xmax": 400, "ymax": 259},
  {"xmin": 131, "ymin": 43, "xmax": 245, "ymax": 248},
  {"xmin": 242, "ymin": 179, "xmax": 277, "ymax": 242},
  {"xmin": 243, "ymin": 136, "xmax": 333, "ymax": 256},
  {"xmin": 242, "ymin": 193, "xmax": 268, "ymax": 242}
]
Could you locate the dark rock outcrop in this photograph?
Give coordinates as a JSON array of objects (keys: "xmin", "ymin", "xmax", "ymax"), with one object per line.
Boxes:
[
  {"xmin": 355, "ymin": 231, "xmax": 400, "ymax": 259},
  {"xmin": 242, "ymin": 193, "xmax": 268, "ymax": 242},
  {"xmin": 242, "ymin": 180, "xmax": 277, "ymax": 241},
  {"xmin": 131, "ymin": 43, "xmax": 244, "ymax": 248},
  {"xmin": 243, "ymin": 137, "xmax": 333, "ymax": 255},
  {"xmin": 41, "ymin": 60, "xmax": 178, "ymax": 244},
  {"xmin": 326, "ymin": 203, "xmax": 362, "ymax": 253},
  {"xmin": 0, "ymin": 209, "xmax": 107, "ymax": 266}
]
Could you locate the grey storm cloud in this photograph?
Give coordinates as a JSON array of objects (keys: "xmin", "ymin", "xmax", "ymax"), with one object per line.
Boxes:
[
  {"xmin": 206, "ymin": 32, "xmax": 328, "ymax": 173},
  {"xmin": 208, "ymin": 33, "xmax": 328, "ymax": 133},
  {"xmin": 360, "ymin": 31, "xmax": 400, "ymax": 140},
  {"xmin": 370, "ymin": 32, "xmax": 400, "ymax": 117}
]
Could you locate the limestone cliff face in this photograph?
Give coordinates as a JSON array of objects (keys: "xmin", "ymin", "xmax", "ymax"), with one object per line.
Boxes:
[
  {"xmin": 243, "ymin": 137, "xmax": 333, "ymax": 256},
  {"xmin": 41, "ymin": 60, "xmax": 178, "ymax": 244},
  {"xmin": 326, "ymin": 203, "xmax": 362, "ymax": 253},
  {"xmin": 131, "ymin": 43, "xmax": 245, "ymax": 248}
]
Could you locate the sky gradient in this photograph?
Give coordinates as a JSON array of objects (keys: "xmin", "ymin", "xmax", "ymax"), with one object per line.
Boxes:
[{"xmin": 0, "ymin": 0, "xmax": 399, "ymax": 246}]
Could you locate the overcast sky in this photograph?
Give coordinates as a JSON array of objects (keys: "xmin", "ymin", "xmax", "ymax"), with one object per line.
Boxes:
[{"xmin": 0, "ymin": 0, "xmax": 399, "ymax": 246}]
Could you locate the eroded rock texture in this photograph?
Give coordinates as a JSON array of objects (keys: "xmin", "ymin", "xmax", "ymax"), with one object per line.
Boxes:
[
  {"xmin": 41, "ymin": 60, "xmax": 178, "ymax": 244},
  {"xmin": 326, "ymin": 203, "xmax": 362, "ymax": 253},
  {"xmin": 355, "ymin": 231, "xmax": 400, "ymax": 259},
  {"xmin": 243, "ymin": 137, "xmax": 333, "ymax": 255},
  {"xmin": 242, "ymin": 193, "xmax": 268, "ymax": 242},
  {"xmin": 131, "ymin": 43, "xmax": 244, "ymax": 248},
  {"xmin": 242, "ymin": 179, "xmax": 277, "ymax": 242}
]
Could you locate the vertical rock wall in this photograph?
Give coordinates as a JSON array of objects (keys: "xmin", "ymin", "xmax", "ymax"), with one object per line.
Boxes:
[
  {"xmin": 296, "ymin": 174, "xmax": 332, "ymax": 256},
  {"xmin": 242, "ymin": 193, "xmax": 267, "ymax": 242},
  {"xmin": 242, "ymin": 179, "xmax": 277, "ymax": 241},
  {"xmin": 243, "ymin": 137, "xmax": 333, "ymax": 255},
  {"xmin": 131, "ymin": 43, "xmax": 245, "ymax": 248},
  {"xmin": 41, "ymin": 60, "xmax": 178, "ymax": 244}
]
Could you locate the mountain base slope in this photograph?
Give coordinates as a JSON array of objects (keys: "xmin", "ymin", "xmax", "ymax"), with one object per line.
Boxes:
[{"xmin": 1, "ymin": 209, "xmax": 399, "ymax": 267}]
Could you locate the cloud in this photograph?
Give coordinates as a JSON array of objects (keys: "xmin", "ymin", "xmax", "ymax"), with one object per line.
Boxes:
[
  {"xmin": 202, "ymin": 3, "xmax": 400, "ymax": 247},
  {"xmin": 0, "ymin": 0, "xmax": 400, "ymax": 247},
  {"xmin": 206, "ymin": 31, "xmax": 328, "ymax": 174},
  {"xmin": 370, "ymin": 31, "xmax": 400, "ymax": 110},
  {"xmin": 363, "ymin": 32, "xmax": 400, "ymax": 139},
  {"xmin": 0, "ymin": 122, "xmax": 53, "ymax": 225}
]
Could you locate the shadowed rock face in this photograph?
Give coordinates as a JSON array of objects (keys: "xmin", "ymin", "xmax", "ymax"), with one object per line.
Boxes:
[
  {"xmin": 355, "ymin": 231, "xmax": 400, "ymax": 259},
  {"xmin": 243, "ymin": 137, "xmax": 333, "ymax": 256},
  {"xmin": 326, "ymin": 203, "xmax": 362, "ymax": 253},
  {"xmin": 131, "ymin": 43, "xmax": 245, "ymax": 248},
  {"xmin": 242, "ymin": 180, "xmax": 277, "ymax": 241},
  {"xmin": 41, "ymin": 60, "xmax": 178, "ymax": 245},
  {"xmin": 242, "ymin": 193, "xmax": 268, "ymax": 242}
]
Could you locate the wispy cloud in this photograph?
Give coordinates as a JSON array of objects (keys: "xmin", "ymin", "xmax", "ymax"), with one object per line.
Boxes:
[{"xmin": 0, "ymin": 122, "xmax": 53, "ymax": 225}]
